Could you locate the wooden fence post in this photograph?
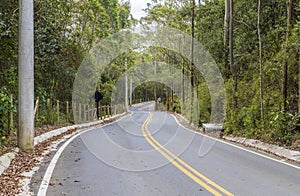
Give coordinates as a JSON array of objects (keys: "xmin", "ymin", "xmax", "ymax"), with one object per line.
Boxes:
[
  {"xmin": 87, "ymin": 104, "xmax": 90, "ymax": 121},
  {"xmin": 56, "ymin": 100, "xmax": 60, "ymax": 124},
  {"xmin": 9, "ymin": 94, "xmax": 14, "ymax": 134},
  {"xmin": 106, "ymin": 105, "xmax": 109, "ymax": 117},
  {"xmin": 100, "ymin": 105, "xmax": 103, "ymax": 120},
  {"xmin": 47, "ymin": 98, "xmax": 51, "ymax": 123},
  {"xmin": 66, "ymin": 101, "xmax": 69, "ymax": 121},
  {"xmin": 84, "ymin": 104, "xmax": 87, "ymax": 122},
  {"xmin": 73, "ymin": 102, "xmax": 76, "ymax": 122},
  {"xmin": 79, "ymin": 103, "xmax": 82, "ymax": 122},
  {"xmin": 89, "ymin": 104, "xmax": 92, "ymax": 121},
  {"xmin": 94, "ymin": 104, "xmax": 96, "ymax": 120},
  {"xmin": 34, "ymin": 96, "xmax": 39, "ymax": 120}
]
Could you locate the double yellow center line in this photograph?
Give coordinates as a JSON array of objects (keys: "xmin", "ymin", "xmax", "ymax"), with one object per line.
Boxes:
[{"xmin": 141, "ymin": 112, "xmax": 234, "ymax": 196}]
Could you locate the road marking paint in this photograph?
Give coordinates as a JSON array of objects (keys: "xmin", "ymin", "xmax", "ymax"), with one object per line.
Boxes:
[
  {"xmin": 142, "ymin": 113, "xmax": 234, "ymax": 196},
  {"xmin": 37, "ymin": 130, "xmax": 89, "ymax": 196},
  {"xmin": 171, "ymin": 114, "xmax": 300, "ymax": 170},
  {"xmin": 37, "ymin": 113, "xmax": 131, "ymax": 196}
]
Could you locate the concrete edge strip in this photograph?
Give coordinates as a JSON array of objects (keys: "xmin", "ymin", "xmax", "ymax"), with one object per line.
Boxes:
[
  {"xmin": 0, "ymin": 148, "xmax": 19, "ymax": 175},
  {"xmin": 171, "ymin": 113, "xmax": 300, "ymax": 170},
  {"xmin": 224, "ymin": 136, "xmax": 300, "ymax": 162},
  {"xmin": 0, "ymin": 113, "xmax": 126, "ymax": 176}
]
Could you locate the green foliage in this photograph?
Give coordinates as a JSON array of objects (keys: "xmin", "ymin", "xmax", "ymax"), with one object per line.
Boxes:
[
  {"xmin": 198, "ymin": 82, "xmax": 211, "ymax": 123},
  {"xmin": 142, "ymin": 0, "xmax": 300, "ymax": 147},
  {"xmin": 0, "ymin": 92, "xmax": 16, "ymax": 138},
  {"xmin": 267, "ymin": 111, "xmax": 300, "ymax": 145},
  {"xmin": 0, "ymin": 0, "xmax": 131, "ymax": 136},
  {"xmin": 0, "ymin": 0, "xmax": 299, "ymax": 149}
]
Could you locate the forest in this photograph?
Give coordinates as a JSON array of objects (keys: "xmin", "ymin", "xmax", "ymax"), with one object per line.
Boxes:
[{"xmin": 0, "ymin": 0, "xmax": 299, "ymax": 152}]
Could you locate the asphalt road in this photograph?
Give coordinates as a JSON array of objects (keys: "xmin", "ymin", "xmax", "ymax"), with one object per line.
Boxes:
[{"xmin": 32, "ymin": 102, "xmax": 300, "ymax": 196}]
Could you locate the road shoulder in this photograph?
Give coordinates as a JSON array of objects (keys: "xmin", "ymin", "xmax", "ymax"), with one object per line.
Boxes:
[{"xmin": 171, "ymin": 112, "xmax": 300, "ymax": 166}]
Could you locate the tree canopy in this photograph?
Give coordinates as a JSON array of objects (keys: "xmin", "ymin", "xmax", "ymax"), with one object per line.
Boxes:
[{"xmin": 0, "ymin": 0, "xmax": 299, "ymax": 148}]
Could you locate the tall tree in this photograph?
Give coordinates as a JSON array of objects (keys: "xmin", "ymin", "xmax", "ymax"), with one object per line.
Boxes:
[
  {"xmin": 283, "ymin": 0, "xmax": 293, "ymax": 110},
  {"xmin": 257, "ymin": 0, "xmax": 264, "ymax": 121},
  {"xmin": 229, "ymin": 0, "xmax": 237, "ymax": 108},
  {"xmin": 190, "ymin": 0, "xmax": 195, "ymax": 124},
  {"xmin": 224, "ymin": 0, "xmax": 230, "ymax": 79},
  {"xmin": 181, "ymin": 57, "xmax": 185, "ymax": 112}
]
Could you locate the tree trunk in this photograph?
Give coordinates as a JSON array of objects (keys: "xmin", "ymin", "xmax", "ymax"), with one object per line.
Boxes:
[
  {"xmin": 283, "ymin": 0, "xmax": 292, "ymax": 111},
  {"xmin": 154, "ymin": 53, "xmax": 157, "ymax": 104},
  {"xmin": 229, "ymin": 0, "xmax": 237, "ymax": 108},
  {"xmin": 190, "ymin": 0, "xmax": 195, "ymax": 124},
  {"xmin": 181, "ymin": 57, "xmax": 185, "ymax": 113},
  {"xmin": 125, "ymin": 57, "xmax": 128, "ymax": 112},
  {"xmin": 224, "ymin": 0, "xmax": 230, "ymax": 79},
  {"xmin": 172, "ymin": 54, "xmax": 175, "ymax": 110},
  {"xmin": 298, "ymin": 52, "xmax": 300, "ymax": 113},
  {"xmin": 258, "ymin": 0, "xmax": 264, "ymax": 121}
]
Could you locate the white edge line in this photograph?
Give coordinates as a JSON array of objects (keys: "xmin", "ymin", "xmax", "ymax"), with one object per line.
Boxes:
[
  {"xmin": 37, "ymin": 130, "xmax": 87, "ymax": 196},
  {"xmin": 171, "ymin": 114, "xmax": 300, "ymax": 170},
  {"xmin": 37, "ymin": 113, "xmax": 131, "ymax": 196}
]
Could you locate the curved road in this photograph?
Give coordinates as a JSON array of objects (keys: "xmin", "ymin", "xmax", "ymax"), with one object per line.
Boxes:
[{"xmin": 32, "ymin": 102, "xmax": 300, "ymax": 196}]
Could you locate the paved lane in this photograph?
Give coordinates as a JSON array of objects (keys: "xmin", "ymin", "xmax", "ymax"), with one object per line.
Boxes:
[{"xmin": 34, "ymin": 102, "xmax": 300, "ymax": 196}]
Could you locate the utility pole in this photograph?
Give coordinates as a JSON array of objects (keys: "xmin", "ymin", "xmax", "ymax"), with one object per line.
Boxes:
[
  {"xmin": 18, "ymin": 0, "xmax": 34, "ymax": 152},
  {"xmin": 125, "ymin": 57, "xmax": 129, "ymax": 112}
]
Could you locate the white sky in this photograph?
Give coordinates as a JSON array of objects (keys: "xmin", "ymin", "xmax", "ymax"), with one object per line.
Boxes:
[{"xmin": 130, "ymin": 0, "xmax": 152, "ymax": 19}]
